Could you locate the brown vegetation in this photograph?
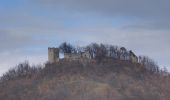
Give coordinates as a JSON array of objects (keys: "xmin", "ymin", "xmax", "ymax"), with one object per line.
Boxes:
[{"xmin": 0, "ymin": 59, "xmax": 170, "ymax": 100}]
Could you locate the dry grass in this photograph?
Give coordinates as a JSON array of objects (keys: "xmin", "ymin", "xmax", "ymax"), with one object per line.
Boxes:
[{"xmin": 0, "ymin": 60, "xmax": 170, "ymax": 100}]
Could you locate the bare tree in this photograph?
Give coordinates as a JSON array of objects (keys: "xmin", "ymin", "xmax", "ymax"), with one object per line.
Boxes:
[
  {"xmin": 139, "ymin": 56, "xmax": 159, "ymax": 74},
  {"xmin": 109, "ymin": 45, "xmax": 119, "ymax": 59},
  {"xmin": 95, "ymin": 44, "xmax": 108, "ymax": 61},
  {"xmin": 59, "ymin": 42, "xmax": 75, "ymax": 53},
  {"xmin": 120, "ymin": 47, "xmax": 128, "ymax": 60}
]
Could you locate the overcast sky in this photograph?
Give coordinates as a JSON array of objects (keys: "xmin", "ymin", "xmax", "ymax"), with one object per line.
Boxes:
[{"xmin": 0, "ymin": 0, "xmax": 170, "ymax": 75}]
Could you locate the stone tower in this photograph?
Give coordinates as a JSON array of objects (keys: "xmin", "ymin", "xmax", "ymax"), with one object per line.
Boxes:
[{"xmin": 48, "ymin": 47, "xmax": 59, "ymax": 63}]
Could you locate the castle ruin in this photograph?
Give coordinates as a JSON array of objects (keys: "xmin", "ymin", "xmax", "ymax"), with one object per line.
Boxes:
[
  {"xmin": 64, "ymin": 51, "xmax": 91, "ymax": 61},
  {"xmin": 48, "ymin": 46, "xmax": 138, "ymax": 63},
  {"xmin": 48, "ymin": 47, "xmax": 91, "ymax": 63},
  {"xmin": 48, "ymin": 47, "xmax": 59, "ymax": 63}
]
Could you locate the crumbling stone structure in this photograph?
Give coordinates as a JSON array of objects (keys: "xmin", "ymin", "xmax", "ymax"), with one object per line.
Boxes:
[
  {"xmin": 48, "ymin": 47, "xmax": 91, "ymax": 63},
  {"xmin": 48, "ymin": 47, "xmax": 59, "ymax": 63},
  {"xmin": 64, "ymin": 51, "xmax": 91, "ymax": 61},
  {"xmin": 48, "ymin": 47, "xmax": 138, "ymax": 63}
]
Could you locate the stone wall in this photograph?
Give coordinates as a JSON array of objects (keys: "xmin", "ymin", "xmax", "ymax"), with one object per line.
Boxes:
[
  {"xmin": 48, "ymin": 48, "xmax": 59, "ymax": 63},
  {"xmin": 64, "ymin": 53, "xmax": 81, "ymax": 61},
  {"xmin": 64, "ymin": 52, "xmax": 91, "ymax": 61}
]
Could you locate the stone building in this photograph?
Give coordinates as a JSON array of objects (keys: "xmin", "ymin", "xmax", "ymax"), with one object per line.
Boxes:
[
  {"xmin": 48, "ymin": 47, "xmax": 59, "ymax": 63},
  {"xmin": 64, "ymin": 51, "xmax": 91, "ymax": 61},
  {"xmin": 48, "ymin": 47, "xmax": 91, "ymax": 63},
  {"xmin": 64, "ymin": 53, "xmax": 81, "ymax": 61}
]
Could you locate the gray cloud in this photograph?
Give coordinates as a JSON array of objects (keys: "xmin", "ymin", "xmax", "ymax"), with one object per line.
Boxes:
[
  {"xmin": 0, "ymin": 30, "xmax": 47, "ymax": 52},
  {"xmin": 32, "ymin": 0, "xmax": 170, "ymax": 30},
  {"xmin": 121, "ymin": 20, "xmax": 170, "ymax": 30},
  {"xmin": 0, "ymin": 0, "xmax": 170, "ymax": 75},
  {"xmin": 0, "ymin": 30, "xmax": 31, "ymax": 51},
  {"xmin": 34, "ymin": 0, "xmax": 170, "ymax": 18}
]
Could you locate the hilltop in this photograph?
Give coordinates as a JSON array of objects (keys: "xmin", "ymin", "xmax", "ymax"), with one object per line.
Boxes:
[
  {"xmin": 0, "ymin": 43, "xmax": 170, "ymax": 100},
  {"xmin": 0, "ymin": 60, "xmax": 170, "ymax": 100}
]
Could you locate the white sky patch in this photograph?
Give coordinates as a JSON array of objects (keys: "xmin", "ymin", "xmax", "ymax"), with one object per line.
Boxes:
[{"xmin": 0, "ymin": 50, "xmax": 47, "ymax": 76}]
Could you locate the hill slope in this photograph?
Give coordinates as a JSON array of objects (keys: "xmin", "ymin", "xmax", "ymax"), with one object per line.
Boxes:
[{"xmin": 0, "ymin": 60, "xmax": 170, "ymax": 100}]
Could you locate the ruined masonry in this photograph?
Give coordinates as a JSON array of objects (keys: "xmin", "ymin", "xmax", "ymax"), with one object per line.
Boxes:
[
  {"xmin": 48, "ymin": 47, "xmax": 91, "ymax": 63},
  {"xmin": 48, "ymin": 47, "xmax": 138, "ymax": 63},
  {"xmin": 48, "ymin": 47, "xmax": 59, "ymax": 63}
]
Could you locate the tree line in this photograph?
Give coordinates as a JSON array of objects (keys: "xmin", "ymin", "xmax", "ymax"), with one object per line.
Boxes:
[
  {"xmin": 59, "ymin": 42, "xmax": 166, "ymax": 74},
  {"xmin": 59, "ymin": 42, "xmax": 133, "ymax": 60},
  {"xmin": 0, "ymin": 42, "xmax": 168, "ymax": 82}
]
